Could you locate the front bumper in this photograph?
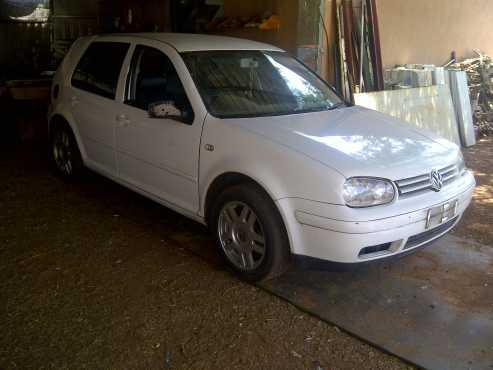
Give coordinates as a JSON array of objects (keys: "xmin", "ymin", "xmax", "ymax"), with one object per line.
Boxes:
[{"xmin": 277, "ymin": 170, "xmax": 475, "ymax": 264}]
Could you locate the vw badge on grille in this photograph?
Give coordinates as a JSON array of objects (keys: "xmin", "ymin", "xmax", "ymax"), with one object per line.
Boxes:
[{"xmin": 430, "ymin": 170, "xmax": 443, "ymax": 192}]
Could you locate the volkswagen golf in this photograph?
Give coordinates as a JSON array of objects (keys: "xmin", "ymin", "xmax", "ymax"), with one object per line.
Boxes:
[{"xmin": 48, "ymin": 33, "xmax": 475, "ymax": 281}]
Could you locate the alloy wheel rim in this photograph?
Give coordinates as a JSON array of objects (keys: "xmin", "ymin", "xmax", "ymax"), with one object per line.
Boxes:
[
  {"xmin": 218, "ymin": 201, "xmax": 266, "ymax": 271},
  {"xmin": 53, "ymin": 131, "xmax": 73, "ymax": 175}
]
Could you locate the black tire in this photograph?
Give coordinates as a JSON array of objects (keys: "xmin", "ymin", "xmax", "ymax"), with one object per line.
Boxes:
[
  {"xmin": 210, "ymin": 183, "xmax": 291, "ymax": 282},
  {"xmin": 49, "ymin": 122, "xmax": 83, "ymax": 181}
]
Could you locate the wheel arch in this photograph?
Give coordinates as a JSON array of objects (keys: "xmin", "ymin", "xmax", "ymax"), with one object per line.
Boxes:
[
  {"xmin": 48, "ymin": 114, "xmax": 70, "ymax": 135},
  {"xmin": 48, "ymin": 113, "xmax": 87, "ymax": 162},
  {"xmin": 203, "ymin": 172, "xmax": 293, "ymax": 254},
  {"xmin": 204, "ymin": 173, "xmax": 253, "ymax": 225}
]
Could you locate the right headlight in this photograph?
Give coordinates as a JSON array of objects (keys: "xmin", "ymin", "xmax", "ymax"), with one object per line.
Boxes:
[{"xmin": 343, "ymin": 177, "xmax": 395, "ymax": 208}]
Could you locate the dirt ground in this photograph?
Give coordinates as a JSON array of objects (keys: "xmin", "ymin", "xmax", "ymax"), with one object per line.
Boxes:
[
  {"xmin": 453, "ymin": 137, "xmax": 493, "ymax": 245},
  {"xmin": 0, "ymin": 137, "xmax": 490, "ymax": 370}
]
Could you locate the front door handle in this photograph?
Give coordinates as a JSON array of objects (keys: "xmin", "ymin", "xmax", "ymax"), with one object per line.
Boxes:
[{"xmin": 116, "ymin": 114, "xmax": 130, "ymax": 128}]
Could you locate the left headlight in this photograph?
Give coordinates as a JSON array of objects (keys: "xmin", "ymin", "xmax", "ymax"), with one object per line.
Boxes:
[{"xmin": 343, "ymin": 177, "xmax": 395, "ymax": 208}]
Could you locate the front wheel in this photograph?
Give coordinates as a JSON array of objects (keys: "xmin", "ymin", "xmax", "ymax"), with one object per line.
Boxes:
[{"xmin": 211, "ymin": 184, "xmax": 291, "ymax": 282}]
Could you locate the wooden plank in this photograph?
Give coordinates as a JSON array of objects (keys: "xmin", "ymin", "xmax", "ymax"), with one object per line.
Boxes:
[
  {"xmin": 368, "ymin": 0, "xmax": 384, "ymax": 90},
  {"xmin": 342, "ymin": 0, "xmax": 357, "ymax": 88}
]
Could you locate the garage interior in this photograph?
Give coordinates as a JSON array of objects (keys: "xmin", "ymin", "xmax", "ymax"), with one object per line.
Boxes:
[{"xmin": 1, "ymin": 1, "xmax": 493, "ymax": 369}]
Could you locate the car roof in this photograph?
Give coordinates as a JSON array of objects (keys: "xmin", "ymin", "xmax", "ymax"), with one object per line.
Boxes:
[{"xmin": 98, "ymin": 33, "xmax": 284, "ymax": 53}]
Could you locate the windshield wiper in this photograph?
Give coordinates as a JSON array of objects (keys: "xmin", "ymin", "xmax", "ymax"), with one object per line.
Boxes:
[{"xmin": 327, "ymin": 102, "xmax": 346, "ymax": 110}]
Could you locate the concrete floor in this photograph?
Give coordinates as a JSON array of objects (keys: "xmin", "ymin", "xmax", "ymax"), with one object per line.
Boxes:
[
  {"xmin": 1, "ymin": 137, "xmax": 491, "ymax": 369},
  {"xmin": 263, "ymin": 235, "xmax": 493, "ymax": 370}
]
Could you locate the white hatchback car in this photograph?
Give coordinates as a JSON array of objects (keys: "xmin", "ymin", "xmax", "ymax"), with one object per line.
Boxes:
[{"xmin": 48, "ymin": 33, "xmax": 475, "ymax": 281}]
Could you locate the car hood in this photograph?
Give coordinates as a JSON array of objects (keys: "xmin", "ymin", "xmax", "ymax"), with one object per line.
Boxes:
[{"xmin": 228, "ymin": 106, "xmax": 460, "ymax": 180}]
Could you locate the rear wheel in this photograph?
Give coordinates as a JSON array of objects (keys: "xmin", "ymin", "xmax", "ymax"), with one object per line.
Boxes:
[
  {"xmin": 50, "ymin": 123, "xmax": 83, "ymax": 180},
  {"xmin": 211, "ymin": 183, "xmax": 291, "ymax": 282}
]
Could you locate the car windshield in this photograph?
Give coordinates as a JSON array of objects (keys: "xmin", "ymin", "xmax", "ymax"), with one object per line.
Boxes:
[{"xmin": 181, "ymin": 50, "xmax": 344, "ymax": 118}]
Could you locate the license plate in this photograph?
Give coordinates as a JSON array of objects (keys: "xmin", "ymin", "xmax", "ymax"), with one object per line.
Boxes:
[{"xmin": 425, "ymin": 200, "xmax": 459, "ymax": 229}]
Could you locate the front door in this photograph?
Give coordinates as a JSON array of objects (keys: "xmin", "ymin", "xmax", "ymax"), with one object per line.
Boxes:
[{"xmin": 115, "ymin": 42, "xmax": 205, "ymax": 214}]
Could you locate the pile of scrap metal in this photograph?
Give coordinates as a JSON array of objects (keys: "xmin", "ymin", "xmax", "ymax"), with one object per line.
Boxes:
[
  {"xmin": 333, "ymin": 0, "xmax": 384, "ymax": 101},
  {"xmin": 449, "ymin": 51, "xmax": 493, "ymax": 136}
]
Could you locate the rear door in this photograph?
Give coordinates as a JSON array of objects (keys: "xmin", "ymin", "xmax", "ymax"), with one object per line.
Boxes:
[
  {"xmin": 115, "ymin": 40, "xmax": 207, "ymax": 214},
  {"xmin": 70, "ymin": 41, "xmax": 130, "ymax": 176}
]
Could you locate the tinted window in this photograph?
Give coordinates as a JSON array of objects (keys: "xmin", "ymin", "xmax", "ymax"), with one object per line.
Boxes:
[
  {"xmin": 125, "ymin": 45, "xmax": 193, "ymax": 118},
  {"xmin": 72, "ymin": 42, "xmax": 130, "ymax": 99}
]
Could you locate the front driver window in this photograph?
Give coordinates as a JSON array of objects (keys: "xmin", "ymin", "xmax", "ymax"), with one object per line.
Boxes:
[{"xmin": 126, "ymin": 45, "xmax": 194, "ymax": 120}]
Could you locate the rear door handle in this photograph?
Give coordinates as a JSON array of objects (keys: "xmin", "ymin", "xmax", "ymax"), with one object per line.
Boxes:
[
  {"xmin": 71, "ymin": 96, "xmax": 79, "ymax": 107},
  {"xmin": 116, "ymin": 114, "xmax": 130, "ymax": 128}
]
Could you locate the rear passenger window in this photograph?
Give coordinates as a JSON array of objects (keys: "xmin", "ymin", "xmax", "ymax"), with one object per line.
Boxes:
[{"xmin": 72, "ymin": 42, "xmax": 130, "ymax": 99}]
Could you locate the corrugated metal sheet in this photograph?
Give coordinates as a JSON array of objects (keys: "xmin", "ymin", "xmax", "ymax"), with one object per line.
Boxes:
[
  {"xmin": 448, "ymin": 70, "xmax": 477, "ymax": 147},
  {"xmin": 355, "ymin": 85, "xmax": 462, "ymax": 146}
]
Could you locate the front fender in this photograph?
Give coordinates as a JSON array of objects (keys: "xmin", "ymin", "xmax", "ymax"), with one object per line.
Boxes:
[{"xmin": 198, "ymin": 116, "xmax": 347, "ymax": 217}]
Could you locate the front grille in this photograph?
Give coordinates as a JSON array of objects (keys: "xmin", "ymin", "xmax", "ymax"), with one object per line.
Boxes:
[
  {"xmin": 395, "ymin": 164, "xmax": 459, "ymax": 198},
  {"xmin": 404, "ymin": 217, "xmax": 458, "ymax": 250}
]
